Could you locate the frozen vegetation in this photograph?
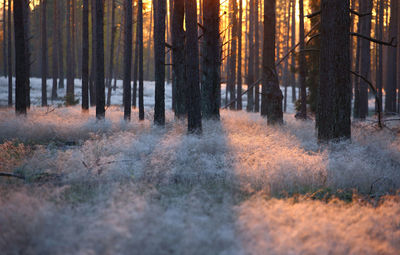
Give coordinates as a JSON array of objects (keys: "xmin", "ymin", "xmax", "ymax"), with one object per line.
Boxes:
[{"xmin": 0, "ymin": 78, "xmax": 399, "ymax": 254}]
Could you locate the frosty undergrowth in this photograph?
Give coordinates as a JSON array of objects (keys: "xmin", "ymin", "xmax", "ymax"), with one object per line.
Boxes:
[{"xmin": 0, "ymin": 106, "xmax": 399, "ymax": 254}]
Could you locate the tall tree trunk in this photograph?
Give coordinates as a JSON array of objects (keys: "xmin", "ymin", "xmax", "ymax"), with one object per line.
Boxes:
[
  {"xmin": 41, "ymin": 0, "xmax": 48, "ymax": 106},
  {"xmin": 23, "ymin": 0, "xmax": 30, "ymax": 108},
  {"xmin": 298, "ymin": 0, "xmax": 307, "ymax": 118},
  {"xmin": 398, "ymin": 0, "xmax": 400, "ymax": 113},
  {"xmin": 261, "ymin": 0, "xmax": 283, "ymax": 124},
  {"xmin": 353, "ymin": 3, "xmax": 362, "ymax": 119},
  {"xmin": 146, "ymin": 6, "xmax": 153, "ymax": 80},
  {"xmin": 172, "ymin": 0, "xmax": 186, "ymax": 117},
  {"xmin": 385, "ymin": 0, "xmax": 398, "ymax": 114},
  {"xmin": 3, "ymin": 0, "xmax": 6, "ymax": 77},
  {"xmin": 317, "ymin": 0, "xmax": 351, "ymax": 141},
  {"xmin": 283, "ymin": 0, "xmax": 292, "ymax": 112},
  {"xmin": 138, "ymin": 0, "xmax": 144, "ymax": 120},
  {"xmin": 57, "ymin": 0, "xmax": 64, "ymax": 89},
  {"xmin": 132, "ymin": 6, "xmax": 138, "ymax": 109},
  {"xmin": 236, "ymin": 0, "xmax": 242, "ymax": 110},
  {"xmin": 246, "ymin": 0, "xmax": 254, "ymax": 112},
  {"xmin": 66, "ymin": 0, "xmax": 75, "ymax": 105},
  {"xmin": 228, "ymin": 0, "xmax": 237, "ymax": 110},
  {"xmin": 106, "ymin": 0, "xmax": 116, "ymax": 106},
  {"xmin": 359, "ymin": 0, "xmax": 372, "ymax": 119},
  {"xmin": 14, "ymin": 0, "xmax": 27, "ymax": 114},
  {"xmin": 291, "ymin": 0, "xmax": 296, "ymax": 102},
  {"xmin": 95, "ymin": 0, "xmax": 105, "ymax": 119},
  {"xmin": 52, "ymin": 0, "xmax": 59, "ymax": 101},
  {"xmin": 90, "ymin": 0, "xmax": 96, "ymax": 106},
  {"xmin": 154, "ymin": 0, "xmax": 165, "ymax": 125},
  {"xmin": 201, "ymin": 0, "xmax": 220, "ymax": 119},
  {"xmin": 254, "ymin": 0, "xmax": 260, "ymax": 112},
  {"xmin": 186, "ymin": 0, "xmax": 202, "ymax": 133},
  {"xmin": 82, "ymin": 0, "xmax": 89, "ymax": 110},
  {"xmin": 376, "ymin": 0, "xmax": 384, "ymax": 114},
  {"xmin": 123, "ymin": 0, "xmax": 133, "ymax": 120},
  {"xmin": 7, "ymin": 0, "xmax": 11, "ymax": 106}
]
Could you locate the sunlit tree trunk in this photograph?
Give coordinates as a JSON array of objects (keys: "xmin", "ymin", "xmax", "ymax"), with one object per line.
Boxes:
[
  {"xmin": 154, "ymin": 0, "xmax": 166, "ymax": 125},
  {"xmin": 95, "ymin": 0, "xmax": 105, "ymax": 119},
  {"xmin": 317, "ymin": 0, "xmax": 351, "ymax": 141},
  {"xmin": 291, "ymin": 0, "xmax": 296, "ymax": 102},
  {"xmin": 186, "ymin": 0, "xmax": 202, "ymax": 133},
  {"xmin": 146, "ymin": 6, "xmax": 153, "ymax": 80},
  {"xmin": 106, "ymin": 0, "xmax": 116, "ymax": 106},
  {"xmin": 261, "ymin": 0, "xmax": 283, "ymax": 124},
  {"xmin": 82, "ymin": 0, "xmax": 89, "ymax": 110},
  {"xmin": 201, "ymin": 0, "xmax": 220, "ymax": 119},
  {"xmin": 41, "ymin": 0, "xmax": 48, "ymax": 106},
  {"xmin": 254, "ymin": 0, "xmax": 260, "ymax": 112},
  {"xmin": 133, "ymin": 6, "xmax": 138, "ymax": 109},
  {"xmin": 236, "ymin": 0, "xmax": 242, "ymax": 110},
  {"xmin": 375, "ymin": 0, "xmax": 384, "ymax": 113},
  {"xmin": 246, "ymin": 0, "xmax": 254, "ymax": 112},
  {"xmin": 14, "ymin": 0, "xmax": 27, "ymax": 114},
  {"xmin": 228, "ymin": 0, "xmax": 237, "ymax": 110}
]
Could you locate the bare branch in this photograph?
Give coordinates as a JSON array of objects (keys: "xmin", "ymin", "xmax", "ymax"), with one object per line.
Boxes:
[
  {"xmin": 0, "ymin": 172, "xmax": 25, "ymax": 180},
  {"xmin": 306, "ymin": 10, "xmax": 321, "ymax": 19},
  {"xmin": 350, "ymin": 33, "xmax": 397, "ymax": 47},
  {"xmin": 350, "ymin": 9, "xmax": 372, "ymax": 17}
]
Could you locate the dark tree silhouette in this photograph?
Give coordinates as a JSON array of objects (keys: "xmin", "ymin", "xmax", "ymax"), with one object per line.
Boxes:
[
  {"xmin": 123, "ymin": 0, "xmax": 133, "ymax": 120},
  {"xmin": 41, "ymin": 0, "xmax": 48, "ymax": 106},
  {"xmin": 82, "ymin": 0, "xmax": 89, "ymax": 111},
  {"xmin": 95, "ymin": 0, "xmax": 105, "ymax": 119},
  {"xmin": 138, "ymin": 0, "xmax": 144, "ymax": 120}
]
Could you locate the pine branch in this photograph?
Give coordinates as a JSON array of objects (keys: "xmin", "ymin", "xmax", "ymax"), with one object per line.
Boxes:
[{"xmin": 350, "ymin": 33, "xmax": 396, "ymax": 47}]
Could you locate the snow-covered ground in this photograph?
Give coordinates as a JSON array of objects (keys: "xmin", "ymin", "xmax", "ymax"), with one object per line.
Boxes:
[{"xmin": 0, "ymin": 78, "xmax": 399, "ymax": 254}]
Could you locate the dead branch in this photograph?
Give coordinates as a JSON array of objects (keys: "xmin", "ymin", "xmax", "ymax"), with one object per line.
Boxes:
[
  {"xmin": 306, "ymin": 33, "xmax": 320, "ymax": 45},
  {"xmin": 350, "ymin": 70, "xmax": 383, "ymax": 128},
  {"xmin": 306, "ymin": 10, "xmax": 321, "ymax": 19},
  {"xmin": 350, "ymin": 33, "xmax": 396, "ymax": 47},
  {"xmin": 350, "ymin": 9, "xmax": 372, "ymax": 17},
  {"xmin": 0, "ymin": 172, "xmax": 25, "ymax": 180}
]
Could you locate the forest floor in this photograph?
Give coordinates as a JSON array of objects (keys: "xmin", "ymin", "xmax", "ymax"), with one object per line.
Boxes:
[{"xmin": 0, "ymin": 78, "xmax": 400, "ymax": 254}]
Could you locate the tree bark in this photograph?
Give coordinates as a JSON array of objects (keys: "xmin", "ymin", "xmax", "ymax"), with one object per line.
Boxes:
[
  {"xmin": 228, "ymin": 0, "xmax": 237, "ymax": 110},
  {"xmin": 385, "ymin": 0, "xmax": 398, "ymax": 113},
  {"xmin": 41, "ymin": 0, "xmax": 48, "ymax": 106},
  {"xmin": 171, "ymin": 0, "xmax": 186, "ymax": 117},
  {"xmin": 132, "ymin": 6, "xmax": 138, "ymax": 109},
  {"xmin": 185, "ymin": 0, "xmax": 202, "ymax": 133},
  {"xmin": 52, "ymin": 0, "xmax": 59, "ymax": 101},
  {"xmin": 106, "ymin": 0, "xmax": 116, "ymax": 106},
  {"xmin": 291, "ymin": 0, "xmax": 296, "ymax": 102},
  {"xmin": 236, "ymin": 0, "xmax": 243, "ymax": 110},
  {"xmin": 138, "ymin": 0, "xmax": 144, "ymax": 120},
  {"xmin": 90, "ymin": 0, "xmax": 96, "ymax": 106},
  {"xmin": 246, "ymin": 0, "xmax": 254, "ymax": 112},
  {"xmin": 23, "ymin": 0, "xmax": 30, "ymax": 108},
  {"xmin": 261, "ymin": 0, "xmax": 283, "ymax": 124},
  {"xmin": 14, "ymin": 0, "xmax": 27, "ymax": 114},
  {"xmin": 123, "ymin": 0, "xmax": 133, "ymax": 120},
  {"xmin": 95, "ymin": 0, "xmax": 105, "ymax": 119},
  {"xmin": 82, "ymin": 0, "xmax": 89, "ymax": 110},
  {"xmin": 7, "ymin": 0, "xmax": 11, "ymax": 106},
  {"xmin": 201, "ymin": 0, "xmax": 220, "ymax": 119},
  {"xmin": 317, "ymin": 0, "xmax": 351, "ymax": 141},
  {"xmin": 254, "ymin": 0, "xmax": 260, "ymax": 112},
  {"xmin": 154, "ymin": 0, "xmax": 166, "ymax": 125},
  {"xmin": 146, "ymin": 6, "xmax": 153, "ymax": 80},
  {"xmin": 298, "ymin": 0, "xmax": 307, "ymax": 118},
  {"xmin": 66, "ymin": 0, "xmax": 75, "ymax": 105},
  {"xmin": 57, "ymin": 0, "xmax": 64, "ymax": 89}
]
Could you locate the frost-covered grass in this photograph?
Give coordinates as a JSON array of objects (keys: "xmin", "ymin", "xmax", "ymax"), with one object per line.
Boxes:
[{"xmin": 0, "ymin": 105, "xmax": 399, "ymax": 254}]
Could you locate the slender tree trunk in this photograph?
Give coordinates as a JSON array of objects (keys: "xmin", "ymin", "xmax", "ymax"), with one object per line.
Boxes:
[
  {"xmin": 90, "ymin": 0, "xmax": 96, "ymax": 106},
  {"xmin": 123, "ymin": 0, "xmax": 133, "ymax": 120},
  {"xmin": 398, "ymin": 0, "xmax": 400, "ymax": 113},
  {"xmin": 236, "ymin": 0, "xmax": 242, "ymax": 110},
  {"xmin": 52, "ymin": 0, "xmax": 59, "ymax": 101},
  {"xmin": 7, "ymin": 0, "xmax": 11, "ymax": 106},
  {"xmin": 41, "ymin": 0, "xmax": 48, "ymax": 106},
  {"xmin": 261, "ymin": 0, "xmax": 283, "ymax": 124},
  {"xmin": 246, "ymin": 0, "xmax": 254, "ymax": 112},
  {"xmin": 106, "ymin": 0, "xmax": 116, "ymax": 106},
  {"xmin": 298, "ymin": 0, "xmax": 307, "ymax": 118},
  {"xmin": 82, "ymin": 0, "xmax": 89, "ymax": 110},
  {"xmin": 317, "ymin": 0, "xmax": 351, "ymax": 141},
  {"xmin": 385, "ymin": 0, "xmax": 398, "ymax": 114},
  {"xmin": 3, "ymin": 0, "xmax": 6, "ymax": 77},
  {"xmin": 154, "ymin": 0, "xmax": 165, "ymax": 125},
  {"xmin": 201, "ymin": 0, "xmax": 220, "ymax": 119},
  {"xmin": 146, "ymin": 6, "xmax": 153, "ymax": 80},
  {"xmin": 57, "ymin": 0, "xmax": 64, "ymax": 89},
  {"xmin": 95, "ymin": 0, "xmax": 105, "ymax": 119},
  {"xmin": 132, "ymin": 6, "xmax": 138, "ymax": 108},
  {"xmin": 228, "ymin": 0, "xmax": 237, "ymax": 110},
  {"xmin": 283, "ymin": 0, "xmax": 292, "ymax": 112},
  {"xmin": 359, "ymin": 0, "xmax": 372, "ymax": 119},
  {"xmin": 353, "ymin": 3, "xmax": 362, "ymax": 119},
  {"xmin": 172, "ymin": 0, "xmax": 186, "ymax": 117},
  {"xmin": 291, "ymin": 0, "xmax": 296, "ymax": 102},
  {"xmin": 254, "ymin": 0, "xmax": 260, "ymax": 112},
  {"xmin": 14, "ymin": 0, "xmax": 27, "ymax": 114},
  {"xmin": 186, "ymin": 0, "xmax": 202, "ymax": 133},
  {"xmin": 23, "ymin": 0, "xmax": 30, "ymax": 108},
  {"xmin": 66, "ymin": 0, "xmax": 75, "ymax": 105},
  {"xmin": 138, "ymin": 0, "xmax": 144, "ymax": 120}
]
